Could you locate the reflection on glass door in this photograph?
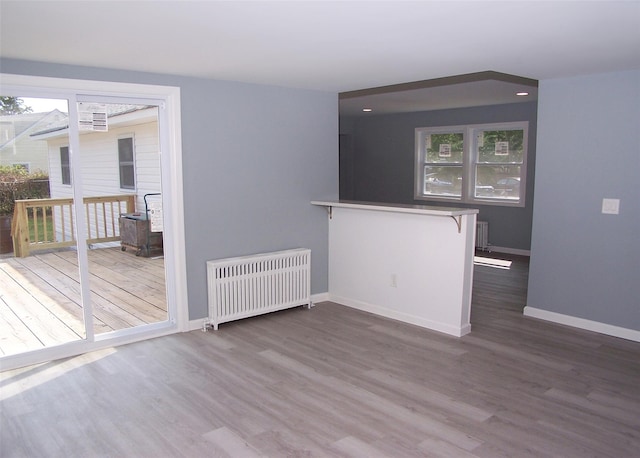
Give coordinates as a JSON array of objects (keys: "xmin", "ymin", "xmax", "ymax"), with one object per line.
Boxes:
[
  {"xmin": 0, "ymin": 96, "xmax": 87, "ymax": 356},
  {"xmin": 77, "ymin": 100, "xmax": 167, "ymax": 336}
]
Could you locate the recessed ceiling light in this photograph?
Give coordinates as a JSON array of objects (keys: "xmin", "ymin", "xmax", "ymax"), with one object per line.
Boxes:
[
  {"xmin": 516, "ymin": 92, "xmax": 529, "ymax": 96},
  {"xmin": 362, "ymin": 108, "xmax": 373, "ymax": 112}
]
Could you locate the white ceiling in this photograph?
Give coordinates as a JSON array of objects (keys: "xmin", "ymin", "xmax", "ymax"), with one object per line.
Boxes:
[{"xmin": 1, "ymin": 1, "xmax": 639, "ymax": 111}]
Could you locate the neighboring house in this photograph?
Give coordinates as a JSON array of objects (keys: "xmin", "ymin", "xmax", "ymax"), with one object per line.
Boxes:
[
  {"xmin": 30, "ymin": 105, "xmax": 162, "ymax": 243},
  {"xmin": 31, "ymin": 104, "xmax": 161, "ymax": 213},
  {"xmin": 0, "ymin": 109, "xmax": 67, "ymax": 173}
]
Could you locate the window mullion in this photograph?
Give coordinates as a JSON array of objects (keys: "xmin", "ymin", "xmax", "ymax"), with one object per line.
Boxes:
[{"xmin": 462, "ymin": 127, "xmax": 474, "ymax": 203}]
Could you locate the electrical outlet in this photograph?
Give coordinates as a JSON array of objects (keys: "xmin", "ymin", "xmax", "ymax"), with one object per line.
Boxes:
[
  {"xmin": 602, "ymin": 198, "xmax": 620, "ymax": 215},
  {"xmin": 390, "ymin": 274, "xmax": 397, "ymax": 288}
]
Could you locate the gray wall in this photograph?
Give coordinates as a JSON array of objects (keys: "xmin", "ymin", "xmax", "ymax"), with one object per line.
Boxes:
[
  {"xmin": 1, "ymin": 58, "xmax": 339, "ymax": 321},
  {"xmin": 340, "ymin": 102, "xmax": 538, "ymax": 251},
  {"xmin": 527, "ymin": 69, "xmax": 640, "ymax": 330}
]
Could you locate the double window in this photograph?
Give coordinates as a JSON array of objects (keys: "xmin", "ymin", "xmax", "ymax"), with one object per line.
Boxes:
[{"xmin": 415, "ymin": 121, "xmax": 528, "ymax": 206}]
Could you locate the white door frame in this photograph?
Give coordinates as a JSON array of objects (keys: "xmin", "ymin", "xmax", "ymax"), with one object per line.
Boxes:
[{"xmin": 0, "ymin": 73, "xmax": 188, "ymax": 371}]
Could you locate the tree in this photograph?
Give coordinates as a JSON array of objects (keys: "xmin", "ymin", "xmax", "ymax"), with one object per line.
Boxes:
[
  {"xmin": 0, "ymin": 96, "xmax": 33, "ymax": 115},
  {"xmin": 0, "ymin": 165, "xmax": 49, "ymax": 216}
]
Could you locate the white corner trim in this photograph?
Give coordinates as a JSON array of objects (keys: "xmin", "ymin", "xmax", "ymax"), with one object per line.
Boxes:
[
  {"xmin": 523, "ymin": 306, "xmax": 640, "ymax": 342},
  {"xmin": 188, "ymin": 319, "xmax": 208, "ymax": 332},
  {"xmin": 311, "ymin": 292, "xmax": 330, "ymax": 304}
]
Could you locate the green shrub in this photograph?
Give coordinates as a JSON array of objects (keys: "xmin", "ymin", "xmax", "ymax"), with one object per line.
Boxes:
[{"xmin": 0, "ymin": 166, "xmax": 50, "ymax": 216}]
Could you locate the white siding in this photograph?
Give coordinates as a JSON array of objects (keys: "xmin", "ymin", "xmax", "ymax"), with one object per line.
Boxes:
[
  {"xmin": 49, "ymin": 120, "xmax": 160, "ymax": 209},
  {"xmin": 0, "ymin": 136, "xmax": 50, "ymax": 173},
  {"xmin": 1, "ymin": 110, "xmax": 68, "ymax": 173},
  {"xmin": 47, "ymin": 138, "xmax": 70, "ymax": 198},
  {"xmin": 46, "ymin": 116, "xmax": 161, "ymax": 241}
]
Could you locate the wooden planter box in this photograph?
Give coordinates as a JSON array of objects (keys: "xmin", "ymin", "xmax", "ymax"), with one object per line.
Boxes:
[{"xmin": 119, "ymin": 215, "xmax": 163, "ymax": 257}]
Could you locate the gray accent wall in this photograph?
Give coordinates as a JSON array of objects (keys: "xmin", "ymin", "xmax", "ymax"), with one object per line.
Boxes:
[
  {"xmin": 0, "ymin": 58, "xmax": 338, "ymax": 322},
  {"xmin": 527, "ymin": 69, "xmax": 640, "ymax": 331},
  {"xmin": 340, "ymin": 102, "xmax": 538, "ymax": 251}
]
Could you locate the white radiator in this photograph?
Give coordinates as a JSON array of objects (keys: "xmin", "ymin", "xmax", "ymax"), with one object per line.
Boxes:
[
  {"xmin": 205, "ymin": 248, "xmax": 311, "ymax": 330},
  {"xmin": 476, "ymin": 221, "xmax": 489, "ymax": 250}
]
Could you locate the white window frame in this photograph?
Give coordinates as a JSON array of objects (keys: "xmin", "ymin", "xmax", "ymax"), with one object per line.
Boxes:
[
  {"xmin": 415, "ymin": 121, "xmax": 528, "ymax": 207},
  {"xmin": 117, "ymin": 134, "xmax": 136, "ymax": 190},
  {"xmin": 60, "ymin": 145, "xmax": 71, "ymax": 185}
]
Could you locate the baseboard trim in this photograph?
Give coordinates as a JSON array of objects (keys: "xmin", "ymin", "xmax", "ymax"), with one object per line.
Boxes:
[
  {"xmin": 189, "ymin": 293, "xmax": 330, "ymax": 332},
  {"xmin": 523, "ymin": 306, "xmax": 640, "ymax": 342},
  {"xmin": 188, "ymin": 319, "xmax": 207, "ymax": 332},
  {"xmin": 311, "ymin": 292, "xmax": 330, "ymax": 304},
  {"xmin": 329, "ymin": 294, "xmax": 470, "ymax": 338}
]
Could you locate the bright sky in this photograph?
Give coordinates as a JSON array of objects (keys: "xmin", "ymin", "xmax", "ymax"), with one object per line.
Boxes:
[{"xmin": 19, "ymin": 97, "xmax": 69, "ymax": 113}]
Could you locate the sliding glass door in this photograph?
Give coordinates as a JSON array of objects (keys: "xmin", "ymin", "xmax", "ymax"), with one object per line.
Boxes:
[
  {"xmin": 76, "ymin": 98, "xmax": 168, "ymax": 337},
  {"xmin": 0, "ymin": 96, "xmax": 88, "ymax": 354},
  {"xmin": 0, "ymin": 76, "xmax": 185, "ymax": 370}
]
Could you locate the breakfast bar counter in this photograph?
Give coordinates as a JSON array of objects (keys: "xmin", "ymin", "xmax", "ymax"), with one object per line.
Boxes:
[{"xmin": 312, "ymin": 200, "xmax": 478, "ymax": 337}]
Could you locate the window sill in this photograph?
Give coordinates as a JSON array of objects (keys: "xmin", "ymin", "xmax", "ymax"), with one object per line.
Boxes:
[{"xmin": 414, "ymin": 194, "xmax": 525, "ymax": 208}]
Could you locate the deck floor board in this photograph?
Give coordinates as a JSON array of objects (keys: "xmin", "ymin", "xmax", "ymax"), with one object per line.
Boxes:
[{"xmin": 0, "ymin": 247, "xmax": 166, "ymax": 356}]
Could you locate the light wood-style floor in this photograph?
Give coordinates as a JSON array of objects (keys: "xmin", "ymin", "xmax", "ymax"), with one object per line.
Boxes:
[
  {"xmin": 0, "ymin": 247, "xmax": 166, "ymax": 356},
  {"xmin": 2, "ymin": 255, "xmax": 639, "ymax": 457}
]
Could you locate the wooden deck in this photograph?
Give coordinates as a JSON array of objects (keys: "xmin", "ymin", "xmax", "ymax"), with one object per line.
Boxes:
[{"xmin": 0, "ymin": 246, "xmax": 166, "ymax": 357}]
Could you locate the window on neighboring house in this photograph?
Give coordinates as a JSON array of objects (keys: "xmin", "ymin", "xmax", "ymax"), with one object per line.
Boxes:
[
  {"xmin": 415, "ymin": 121, "xmax": 528, "ymax": 206},
  {"xmin": 11, "ymin": 163, "xmax": 30, "ymax": 173},
  {"xmin": 118, "ymin": 136, "xmax": 135, "ymax": 190},
  {"xmin": 60, "ymin": 146, "xmax": 71, "ymax": 185}
]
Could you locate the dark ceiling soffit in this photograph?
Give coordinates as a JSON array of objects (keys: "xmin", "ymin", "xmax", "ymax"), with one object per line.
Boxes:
[{"xmin": 339, "ymin": 71, "xmax": 539, "ymax": 100}]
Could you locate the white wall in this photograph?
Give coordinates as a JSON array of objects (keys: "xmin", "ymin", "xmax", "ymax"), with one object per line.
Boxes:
[{"xmin": 327, "ymin": 205, "xmax": 476, "ymax": 337}]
